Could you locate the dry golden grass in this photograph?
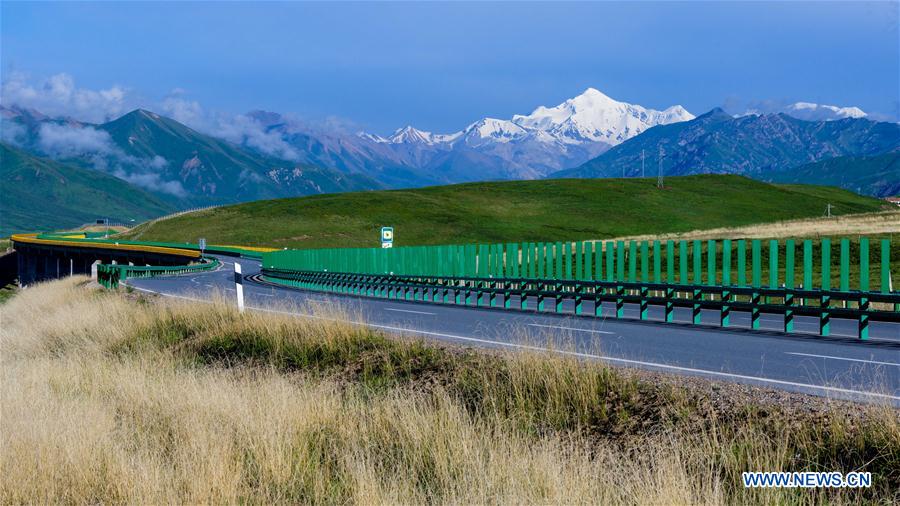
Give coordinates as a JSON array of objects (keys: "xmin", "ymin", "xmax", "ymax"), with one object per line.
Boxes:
[{"xmin": 1, "ymin": 278, "xmax": 897, "ymax": 504}]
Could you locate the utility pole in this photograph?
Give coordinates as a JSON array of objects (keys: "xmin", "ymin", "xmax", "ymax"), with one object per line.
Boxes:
[
  {"xmin": 657, "ymin": 145, "xmax": 664, "ymax": 189},
  {"xmin": 825, "ymin": 203, "xmax": 833, "ymax": 218}
]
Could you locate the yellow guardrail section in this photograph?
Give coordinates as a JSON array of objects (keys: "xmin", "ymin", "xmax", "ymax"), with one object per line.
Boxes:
[
  {"xmin": 10, "ymin": 233, "xmax": 201, "ymax": 259},
  {"xmin": 213, "ymin": 244, "xmax": 280, "ymax": 253}
]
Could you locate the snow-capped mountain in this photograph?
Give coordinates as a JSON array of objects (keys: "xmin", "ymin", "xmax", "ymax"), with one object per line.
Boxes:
[
  {"xmin": 370, "ymin": 88, "xmax": 693, "ymax": 151},
  {"xmin": 510, "ymin": 88, "xmax": 694, "ymax": 145},
  {"xmin": 385, "ymin": 126, "xmax": 461, "ymax": 145},
  {"xmin": 782, "ymin": 102, "xmax": 867, "ymax": 121},
  {"xmin": 354, "ymin": 88, "xmax": 694, "ymax": 179},
  {"xmin": 740, "ymin": 102, "xmax": 868, "ymax": 122}
]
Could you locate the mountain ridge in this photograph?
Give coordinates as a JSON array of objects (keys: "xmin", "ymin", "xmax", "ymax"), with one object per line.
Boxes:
[{"xmin": 551, "ymin": 109, "xmax": 900, "ymax": 196}]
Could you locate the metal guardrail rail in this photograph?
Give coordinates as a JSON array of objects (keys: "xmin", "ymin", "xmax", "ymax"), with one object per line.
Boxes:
[
  {"xmin": 31, "ymin": 232, "xmax": 272, "ymax": 260},
  {"xmin": 261, "ymin": 268, "xmax": 900, "ymax": 340},
  {"xmin": 98, "ymin": 257, "xmax": 221, "ymax": 289},
  {"xmin": 11, "ymin": 233, "xmax": 201, "ymax": 259}
]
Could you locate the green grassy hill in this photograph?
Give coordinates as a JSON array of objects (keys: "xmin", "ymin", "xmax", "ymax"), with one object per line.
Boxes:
[
  {"xmin": 120, "ymin": 175, "xmax": 888, "ymax": 249},
  {"xmin": 1, "ymin": 143, "xmax": 175, "ymax": 236}
]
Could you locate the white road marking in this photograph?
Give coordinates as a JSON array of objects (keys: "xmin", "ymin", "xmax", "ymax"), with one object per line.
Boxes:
[
  {"xmin": 123, "ymin": 283, "xmax": 900, "ymax": 402},
  {"xmin": 527, "ymin": 323, "xmax": 614, "ymax": 335},
  {"xmin": 385, "ymin": 308, "xmax": 437, "ymax": 316},
  {"xmin": 786, "ymin": 352, "xmax": 900, "ymax": 367}
]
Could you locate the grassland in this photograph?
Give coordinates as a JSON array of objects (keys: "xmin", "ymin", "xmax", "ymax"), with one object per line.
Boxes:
[
  {"xmin": 120, "ymin": 175, "xmax": 889, "ymax": 249},
  {"xmin": 2, "ymin": 277, "xmax": 897, "ymax": 504}
]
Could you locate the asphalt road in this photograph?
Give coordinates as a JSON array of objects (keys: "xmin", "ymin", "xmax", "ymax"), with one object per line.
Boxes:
[{"xmin": 125, "ymin": 255, "xmax": 900, "ymax": 406}]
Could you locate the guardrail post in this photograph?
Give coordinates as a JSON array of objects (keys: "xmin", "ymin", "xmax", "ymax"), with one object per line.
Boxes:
[
  {"xmin": 692, "ymin": 288, "xmax": 702, "ymax": 324},
  {"xmin": 721, "ymin": 288, "xmax": 730, "ymax": 327},
  {"xmin": 859, "ymin": 296, "xmax": 869, "ymax": 340},
  {"xmin": 615, "ymin": 285, "xmax": 624, "ymax": 318},
  {"xmin": 819, "ymin": 294, "xmax": 830, "ymax": 336},
  {"xmin": 594, "ymin": 285, "xmax": 604, "ymax": 316},
  {"xmin": 784, "ymin": 292, "xmax": 794, "ymax": 333},
  {"xmin": 784, "ymin": 240, "xmax": 795, "ymax": 333},
  {"xmin": 555, "ymin": 283, "xmax": 564, "ymax": 313},
  {"xmin": 859, "ymin": 238, "xmax": 870, "ymax": 340},
  {"xmin": 639, "ymin": 285, "xmax": 648, "ymax": 320},
  {"xmin": 751, "ymin": 291, "xmax": 761, "ymax": 330},
  {"xmin": 665, "ymin": 287, "xmax": 674, "ymax": 322},
  {"xmin": 574, "ymin": 284, "xmax": 583, "ymax": 315},
  {"xmin": 537, "ymin": 282, "xmax": 545, "ymax": 311}
]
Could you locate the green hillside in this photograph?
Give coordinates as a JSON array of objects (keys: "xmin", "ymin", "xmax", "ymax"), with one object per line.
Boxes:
[
  {"xmin": 120, "ymin": 175, "xmax": 888, "ymax": 249},
  {"xmin": 0, "ymin": 143, "xmax": 174, "ymax": 236},
  {"xmin": 94, "ymin": 109, "xmax": 380, "ymax": 204},
  {"xmin": 767, "ymin": 152, "xmax": 900, "ymax": 198}
]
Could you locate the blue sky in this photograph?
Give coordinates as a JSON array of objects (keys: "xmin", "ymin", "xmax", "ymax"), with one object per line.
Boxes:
[{"xmin": 2, "ymin": 1, "xmax": 898, "ymax": 133}]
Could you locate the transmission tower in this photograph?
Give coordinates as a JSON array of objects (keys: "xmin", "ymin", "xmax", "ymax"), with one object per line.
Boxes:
[
  {"xmin": 657, "ymin": 145, "xmax": 664, "ymax": 188},
  {"xmin": 641, "ymin": 149, "xmax": 645, "ymax": 178}
]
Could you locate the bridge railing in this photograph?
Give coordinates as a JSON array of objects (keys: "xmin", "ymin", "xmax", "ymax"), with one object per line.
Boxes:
[{"xmin": 97, "ymin": 257, "xmax": 221, "ymax": 289}]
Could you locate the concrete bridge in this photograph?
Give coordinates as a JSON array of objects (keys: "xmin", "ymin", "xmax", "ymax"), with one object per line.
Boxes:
[{"xmin": 10, "ymin": 234, "xmax": 199, "ymax": 286}]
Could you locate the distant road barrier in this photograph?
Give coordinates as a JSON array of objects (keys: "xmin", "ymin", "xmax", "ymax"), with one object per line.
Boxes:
[
  {"xmin": 97, "ymin": 257, "xmax": 221, "ymax": 289},
  {"xmin": 11, "ymin": 232, "xmax": 271, "ymax": 286},
  {"xmin": 30, "ymin": 232, "xmax": 274, "ymax": 260},
  {"xmin": 262, "ymin": 237, "xmax": 899, "ymax": 340}
]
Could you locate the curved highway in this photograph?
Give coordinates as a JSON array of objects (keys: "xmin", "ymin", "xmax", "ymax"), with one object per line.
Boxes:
[{"xmin": 125, "ymin": 255, "xmax": 900, "ymax": 406}]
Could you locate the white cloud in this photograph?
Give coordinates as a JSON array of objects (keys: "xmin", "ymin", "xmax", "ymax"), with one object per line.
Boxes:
[
  {"xmin": 37, "ymin": 123, "xmax": 114, "ymax": 157},
  {"xmin": 217, "ymin": 114, "xmax": 300, "ymax": 161},
  {"xmin": 161, "ymin": 93, "xmax": 301, "ymax": 161},
  {"xmin": 112, "ymin": 168, "xmax": 187, "ymax": 197},
  {"xmin": 0, "ymin": 120, "xmax": 26, "ymax": 146},
  {"xmin": 161, "ymin": 95, "xmax": 204, "ymax": 126},
  {"xmin": 34, "ymin": 121, "xmax": 186, "ymax": 197},
  {"xmin": 1, "ymin": 71, "xmax": 130, "ymax": 123}
]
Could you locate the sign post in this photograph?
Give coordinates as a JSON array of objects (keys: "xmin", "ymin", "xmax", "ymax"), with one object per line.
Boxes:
[
  {"xmin": 381, "ymin": 226, "xmax": 394, "ymax": 249},
  {"xmin": 199, "ymin": 237, "xmax": 207, "ymax": 255}
]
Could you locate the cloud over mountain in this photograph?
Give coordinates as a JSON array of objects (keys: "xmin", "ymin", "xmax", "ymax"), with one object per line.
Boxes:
[{"xmin": 1, "ymin": 72, "xmax": 130, "ymax": 123}]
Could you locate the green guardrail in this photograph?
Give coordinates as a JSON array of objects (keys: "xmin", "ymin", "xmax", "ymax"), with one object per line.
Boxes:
[
  {"xmin": 37, "ymin": 232, "xmax": 267, "ymax": 260},
  {"xmin": 97, "ymin": 257, "xmax": 221, "ymax": 289},
  {"xmin": 263, "ymin": 237, "xmax": 895, "ymax": 294},
  {"xmin": 261, "ymin": 268, "xmax": 900, "ymax": 340},
  {"xmin": 261, "ymin": 237, "xmax": 898, "ymax": 340}
]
